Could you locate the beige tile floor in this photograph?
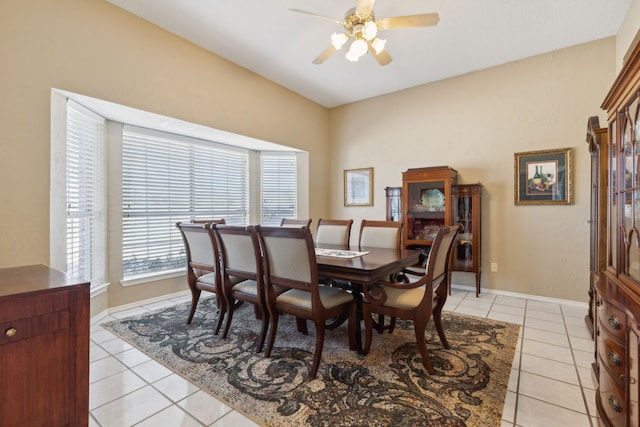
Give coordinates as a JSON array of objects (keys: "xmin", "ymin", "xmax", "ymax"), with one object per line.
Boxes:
[{"xmin": 89, "ymin": 288, "xmax": 598, "ymax": 426}]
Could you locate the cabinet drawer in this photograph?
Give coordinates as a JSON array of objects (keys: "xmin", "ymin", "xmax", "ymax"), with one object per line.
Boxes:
[
  {"xmin": 598, "ymin": 329, "xmax": 627, "ymax": 381},
  {"xmin": 598, "ymin": 300, "xmax": 627, "ymax": 341},
  {"xmin": 0, "ymin": 289, "xmax": 70, "ymax": 323},
  {"xmin": 0, "ymin": 310, "xmax": 70, "ymax": 345},
  {"xmin": 599, "ymin": 369, "xmax": 626, "ymax": 426}
]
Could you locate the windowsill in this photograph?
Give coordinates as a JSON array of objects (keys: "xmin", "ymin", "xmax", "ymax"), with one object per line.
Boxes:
[{"xmin": 120, "ymin": 269, "xmax": 185, "ymax": 287}]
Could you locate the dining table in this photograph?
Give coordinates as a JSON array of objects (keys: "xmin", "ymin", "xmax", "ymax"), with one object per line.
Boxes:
[{"xmin": 314, "ymin": 245, "xmax": 421, "ymax": 353}]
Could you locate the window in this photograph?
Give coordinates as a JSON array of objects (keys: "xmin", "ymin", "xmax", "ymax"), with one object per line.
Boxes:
[
  {"xmin": 122, "ymin": 126, "xmax": 249, "ymax": 278},
  {"xmin": 260, "ymin": 152, "xmax": 297, "ymax": 225},
  {"xmin": 64, "ymin": 101, "xmax": 106, "ymax": 287}
]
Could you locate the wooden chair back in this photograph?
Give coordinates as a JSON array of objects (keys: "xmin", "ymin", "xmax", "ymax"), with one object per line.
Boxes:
[
  {"xmin": 315, "ymin": 219, "xmax": 353, "ymax": 248},
  {"xmin": 280, "ymin": 218, "xmax": 312, "ymax": 227},
  {"xmin": 175, "ymin": 221, "xmax": 223, "ymax": 327},
  {"xmin": 358, "ymin": 220, "xmax": 403, "ymax": 250},
  {"xmin": 213, "ymin": 224, "xmax": 269, "ymax": 351}
]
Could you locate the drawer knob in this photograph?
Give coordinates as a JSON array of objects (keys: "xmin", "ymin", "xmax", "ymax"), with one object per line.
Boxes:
[
  {"xmin": 5, "ymin": 327, "xmax": 16, "ymax": 337},
  {"xmin": 609, "ymin": 351, "xmax": 621, "ymax": 367},
  {"xmin": 608, "ymin": 315, "xmax": 622, "ymax": 330},
  {"xmin": 609, "ymin": 395, "xmax": 623, "ymax": 413}
]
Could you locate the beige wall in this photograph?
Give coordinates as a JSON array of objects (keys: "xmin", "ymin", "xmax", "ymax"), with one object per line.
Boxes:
[
  {"xmin": 329, "ymin": 38, "xmax": 617, "ymax": 301},
  {"xmin": 616, "ymin": 0, "xmax": 640, "ymax": 70},
  {"xmin": 0, "ymin": 0, "xmax": 329, "ymax": 310},
  {"xmin": 1, "ymin": 0, "xmax": 637, "ymax": 308}
]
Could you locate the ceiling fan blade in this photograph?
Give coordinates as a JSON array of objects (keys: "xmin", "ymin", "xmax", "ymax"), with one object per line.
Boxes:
[
  {"xmin": 289, "ymin": 8, "xmax": 342, "ymax": 25},
  {"xmin": 355, "ymin": 0, "xmax": 375, "ymax": 17},
  {"xmin": 368, "ymin": 45, "xmax": 392, "ymax": 66},
  {"xmin": 377, "ymin": 13, "xmax": 440, "ymax": 30},
  {"xmin": 313, "ymin": 45, "xmax": 338, "ymax": 64}
]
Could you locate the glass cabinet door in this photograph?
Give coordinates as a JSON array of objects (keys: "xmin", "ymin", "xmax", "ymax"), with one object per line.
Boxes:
[
  {"xmin": 450, "ymin": 183, "xmax": 482, "ymax": 296},
  {"xmin": 406, "ymin": 180, "xmax": 446, "ymax": 242}
]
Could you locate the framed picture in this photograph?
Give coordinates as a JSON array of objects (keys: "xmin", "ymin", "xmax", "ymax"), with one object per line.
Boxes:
[
  {"xmin": 344, "ymin": 167, "xmax": 374, "ymax": 206},
  {"xmin": 514, "ymin": 148, "xmax": 573, "ymax": 205}
]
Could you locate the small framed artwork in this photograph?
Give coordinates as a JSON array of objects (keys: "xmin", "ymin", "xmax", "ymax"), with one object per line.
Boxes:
[
  {"xmin": 344, "ymin": 167, "xmax": 374, "ymax": 206},
  {"xmin": 514, "ymin": 148, "xmax": 573, "ymax": 205}
]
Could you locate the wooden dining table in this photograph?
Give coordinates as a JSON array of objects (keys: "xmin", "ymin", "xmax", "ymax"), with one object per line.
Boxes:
[{"xmin": 315, "ymin": 245, "xmax": 421, "ymax": 352}]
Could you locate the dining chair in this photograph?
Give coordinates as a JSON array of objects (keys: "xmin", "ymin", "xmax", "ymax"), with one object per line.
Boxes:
[
  {"xmin": 258, "ymin": 225, "xmax": 357, "ymax": 378},
  {"xmin": 358, "ymin": 219, "xmax": 403, "ymax": 250},
  {"xmin": 191, "ymin": 218, "xmax": 226, "ymax": 224},
  {"xmin": 358, "ymin": 219, "xmax": 404, "ymax": 333},
  {"xmin": 176, "ymin": 221, "xmax": 226, "ymax": 331},
  {"xmin": 315, "ymin": 219, "xmax": 353, "ymax": 248},
  {"xmin": 280, "ymin": 218, "xmax": 312, "ymax": 227},
  {"xmin": 361, "ymin": 224, "xmax": 461, "ymax": 374},
  {"xmin": 213, "ymin": 224, "xmax": 277, "ymax": 352}
]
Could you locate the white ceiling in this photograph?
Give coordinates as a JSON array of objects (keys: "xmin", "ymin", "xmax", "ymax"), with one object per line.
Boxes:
[{"xmin": 104, "ymin": 0, "xmax": 630, "ymax": 108}]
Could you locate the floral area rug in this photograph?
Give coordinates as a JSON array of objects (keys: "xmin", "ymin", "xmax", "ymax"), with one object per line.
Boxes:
[{"xmin": 102, "ymin": 297, "xmax": 520, "ymax": 426}]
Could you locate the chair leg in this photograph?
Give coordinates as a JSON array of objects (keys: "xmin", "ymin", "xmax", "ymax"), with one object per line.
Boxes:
[
  {"xmin": 414, "ymin": 317, "xmax": 435, "ymax": 375},
  {"xmin": 256, "ymin": 308, "xmax": 269, "ymax": 353},
  {"xmin": 376, "ymin": 314, "xmax": 385, "ymax": 334},
  {"xmin": 433, "ymin": 283, "xmax": 450, "ymax": 349},
  {"xmin": 296, "ymin": 317, "xmax": 308, "ymax": 335},
  {"xmin": 310, "ymin": 320, "xmax": 325, "ymax": 378},
  {"xmin": 221, "ymin": 299, "xmax": 235, "ymax": 339},
  {"xmin": 265, "ymin": 312, "xmax": 279, "ymax": 357},
  {"xmin": 362, "ymin": 304, "xmax": 374, "ymax": 355},
  {"xmin": 186, "ymin": 289, "xmax": 202, "ymax": 324},
  {"xmin": 388, "ymin": 317, "xmax": 396, "ymax": 333},
  {"xmin": 214, "ymin": 303, "xmax": 226, "ymax": 335},
  {"xmin": 348, "ymin": 302, "xmax": 357, "ymax": 351}
]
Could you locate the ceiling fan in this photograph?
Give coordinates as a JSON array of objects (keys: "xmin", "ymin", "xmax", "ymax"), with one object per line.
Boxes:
[{"xmin": 291, "ymin": 0, "xmax": 439, "ymax": 66}]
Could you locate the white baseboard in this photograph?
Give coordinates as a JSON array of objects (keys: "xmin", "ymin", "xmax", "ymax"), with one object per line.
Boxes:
[{"xmin": 450, "ymin": 283, "xmax": 588, "ymax": 309}]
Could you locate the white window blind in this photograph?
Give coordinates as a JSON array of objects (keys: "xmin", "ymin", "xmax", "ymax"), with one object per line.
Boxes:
[
  {"xmin": 122, "ymin": 126, "xmax": 248, "ymax": 278},
  {"xmin": 260, "ymin": 152, "xmax": 297, "ymax": 225},
  {"xmin": 65, "ymin": 101, "xmax": 106, "ymax": 287}
]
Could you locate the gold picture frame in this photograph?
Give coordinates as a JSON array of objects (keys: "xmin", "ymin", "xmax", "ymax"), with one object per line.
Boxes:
[
  {"xmin": 344, "ymin": 167, "xmax": 374, "ymax": 206},
  {"xmin": 514, "ymin": 147, "xmax": 573, "ymax": 205}
]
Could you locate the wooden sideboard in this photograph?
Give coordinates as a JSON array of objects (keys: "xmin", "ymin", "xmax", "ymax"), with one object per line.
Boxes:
[
  {"xmin": 595, "ymin": 32, "xmax": 640, "ymax": 427},
  {"xmin": 0, "ymin": 265, "xmax": 90, "ymax": 427}
]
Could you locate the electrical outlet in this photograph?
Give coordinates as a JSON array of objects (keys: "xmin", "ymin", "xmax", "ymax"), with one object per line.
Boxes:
[{"xmin": 491, "ymin": 262, "xmax": 498, "ymax": 272}]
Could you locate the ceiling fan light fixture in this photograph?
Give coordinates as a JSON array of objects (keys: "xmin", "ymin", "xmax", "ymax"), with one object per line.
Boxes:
[
  {"xmin": 371, "ymin": 37, "xmax": 386, "ymax": 54},
  {"xmin": 348, "ymin": 37, "xmax": 368, "ymax": 58},
  {"xmin": 331, "ymin": 32, "xmax": 349, "ymax": 50},
  {"xmin": 361, "ymin": 20, "xmax": 378, "ymax": 40}
]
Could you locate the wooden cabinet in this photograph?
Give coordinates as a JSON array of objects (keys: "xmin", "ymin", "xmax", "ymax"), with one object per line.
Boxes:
[
  {"xmin": 586, "ymin": 116, "xmax": 608, "ymax": 337},
  {"xmin": 0, "ymin": 265, "xmax": 90, "ymax": 427},
  {"xmin": 402, "ymin": 166, "xmax": 457, "ymax": 248},
  {"xmin": 595, "ymin": 32, "xmax": 640, "ymax": 427},
  {"xmin": 451, "ymin": 183, "xmax": 482, "ymax": 296}
]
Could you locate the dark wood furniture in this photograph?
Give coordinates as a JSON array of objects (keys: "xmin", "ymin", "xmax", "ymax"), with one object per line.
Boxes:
[
  {"xmin": 0, "ymin": 265, "xmax": 89, "ymax": 427},
  {"xmin": 450, "ymin": 183, "xmax": 483, "ymax": 296},
  {"xmin": 176, "ymin": 221, "xmax": 226, "ymax": 329},
  {"xmin": 259, "ymin": 226, "xmax": 357, "ymax": 378},
  {"xmin": 358, "ymin": 219, "xmax": 404, "ymax": 250},
  {"xmin": 402, "ymin": 166, "xmax": 457, "ymax": 269},
  {"xmin": 362, "ymin": 225, "xmax": 460, "ymax": 374},
  {"xmin": 213, "ymin": 224, "xmax": 271, "ymax": 352},
  {"xmin": 385, "ymin": 186, "xmax": 402, "ymax": 222},
  {"xmin": 595, "ymin": 34, "xmax": 640, "ymax": 427},
  {"xmin": 586, "ymin": 117, "xmax": 608, "ymax": 337},
  {"xmin": 316, "ymin": 245, "xmax": 421, "ymax": 349},
  {"xmin": 316, "ymin": 246, "xmax": 420, "ymax": 286},
  {"xmin": 315, "ymin": 218, "xmax": 354, "ymax": 248},
  {"xmin": 280, "ymin": 218, "xmax": 312, "ymax": 227}
]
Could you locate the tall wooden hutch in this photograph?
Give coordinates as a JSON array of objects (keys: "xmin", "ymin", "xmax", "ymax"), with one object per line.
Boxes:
[
  {"xmin": 451, "ymin": 183, "xmax": 482, "ymax": 296},
  {"xmin": 595, "ymin": 34, "xmax": 640, "ymax": 426},
  {"xmin": 402, "ymin": 166, "xmax": 457, "ymax": 249},
  {"xmin": 401, "ymin": 166, "xmax": 482, "ymax": 295}
]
